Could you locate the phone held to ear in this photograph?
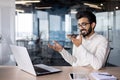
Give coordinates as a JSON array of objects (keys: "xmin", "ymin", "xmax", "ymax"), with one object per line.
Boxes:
[{"xmin": 67, "ymin": 34, "xmax": 79, "ymax": 39}]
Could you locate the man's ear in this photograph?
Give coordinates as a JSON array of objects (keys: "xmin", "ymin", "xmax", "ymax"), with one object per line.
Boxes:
[{"xmin": 91, "ymin": 22, "xmax": 96, "ymax": 29}]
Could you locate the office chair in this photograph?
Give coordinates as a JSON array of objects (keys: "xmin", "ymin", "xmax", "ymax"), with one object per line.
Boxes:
[{"xmin": 104, "ymin": 47, "xmax": 113, "ymax": 67}]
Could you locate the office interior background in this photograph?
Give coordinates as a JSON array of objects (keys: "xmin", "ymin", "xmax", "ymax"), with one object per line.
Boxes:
[{"xmin": 0, "ymin": 0, "xmax": 120, "ymax": 67}]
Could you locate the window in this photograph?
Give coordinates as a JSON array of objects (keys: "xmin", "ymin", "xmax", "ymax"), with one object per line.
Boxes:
[{"xmin": 15, "ymin": 13, "xmax": 33, "ymax": 40}]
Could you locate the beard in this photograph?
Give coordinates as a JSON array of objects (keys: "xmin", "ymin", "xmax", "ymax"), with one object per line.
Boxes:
[{"xmin": 80, "ymin": 26, "xmax": 92, "ymax": 37}]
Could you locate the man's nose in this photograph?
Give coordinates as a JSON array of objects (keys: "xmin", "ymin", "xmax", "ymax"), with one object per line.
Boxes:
[{"xmin": 79, "ymin": 26, "xmax": 84, "ymax": 30}]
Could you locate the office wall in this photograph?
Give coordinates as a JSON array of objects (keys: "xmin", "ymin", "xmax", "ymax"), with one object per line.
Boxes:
[{"xmin": 0, "ymin": 0, "xmax": 15, "ymax": 65}]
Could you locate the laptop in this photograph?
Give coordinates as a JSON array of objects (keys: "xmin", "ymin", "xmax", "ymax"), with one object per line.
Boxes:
[{"xmin": 10, "ymin": 45, "xmax": 61, "ymax": 76}]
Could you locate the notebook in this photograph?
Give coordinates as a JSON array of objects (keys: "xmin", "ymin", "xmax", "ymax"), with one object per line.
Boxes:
[
  {"xmin": 90, "ymin": 72, "xmax": 117, "ymax": 80},
  {"xmin": 10, "ymin": 45, "xmax": 61, "ymax": 76}
]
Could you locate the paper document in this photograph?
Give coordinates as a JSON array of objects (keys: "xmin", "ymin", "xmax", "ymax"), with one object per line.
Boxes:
[{"xmin": 90, "ymin": 72, "xmax": 117, "ymax": 80}]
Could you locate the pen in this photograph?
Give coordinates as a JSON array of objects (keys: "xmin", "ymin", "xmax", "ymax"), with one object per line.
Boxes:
[{"xmin": 98, "ymin": 73, "xmax": 112, "ymax": 76}]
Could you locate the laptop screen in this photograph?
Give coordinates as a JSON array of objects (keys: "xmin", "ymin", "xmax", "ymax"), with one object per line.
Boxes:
[{"xmin": 10, "ymin": 45, "xmax": 61, "ymax": 76}]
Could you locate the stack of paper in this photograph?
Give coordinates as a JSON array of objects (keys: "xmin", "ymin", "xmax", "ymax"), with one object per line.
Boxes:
[{"xmin": 90, "ymin": 72, "xmax": 117, "ymax": 80}]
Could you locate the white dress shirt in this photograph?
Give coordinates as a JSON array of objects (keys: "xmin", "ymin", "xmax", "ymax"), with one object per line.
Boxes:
[{"xmin": 60, "ymin": 33, "xmax": 109, "ymax": 70}]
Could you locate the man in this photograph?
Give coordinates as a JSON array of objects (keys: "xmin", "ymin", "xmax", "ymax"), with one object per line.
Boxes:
[{"xmin": 48, "ymin": 10, "xmax": 109, "ymax": 70}]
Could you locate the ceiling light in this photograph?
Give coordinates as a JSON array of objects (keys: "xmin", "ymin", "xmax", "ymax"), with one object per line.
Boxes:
[
  {"xmin": 115, "ymin": 6, "xmax": 119, "ymax": 9},
  {"xmin": 100, "ymin": 3, "xmax": 103, "ymax": 6},
  {"xmin": 16, "ymin": 9, "xmax": 24, "ymax": 13},
  {"xmin": 35, "ymin": 7, "xmax": 52, "ymax": 9},
  {"xmin": 84, "ymin": 3, "xmax": 102, "ymax": 9},
  {"xmin": 15, "ymin": 0, "xmax": 40, "ymax": 4}
]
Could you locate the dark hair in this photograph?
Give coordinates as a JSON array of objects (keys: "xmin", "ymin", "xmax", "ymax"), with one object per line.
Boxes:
[{"xmin": 76, "ymin": 10, "xmax": 96, "ymax": 24}]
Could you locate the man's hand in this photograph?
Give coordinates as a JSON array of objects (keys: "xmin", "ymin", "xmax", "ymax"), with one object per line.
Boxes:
[
  {"xmin": 48, "ymin": 41, "xmax": 63, "ymax": 52},
  {"xmin": 68, "ymin": 35, "xmax": 82, "ymax": 47}
]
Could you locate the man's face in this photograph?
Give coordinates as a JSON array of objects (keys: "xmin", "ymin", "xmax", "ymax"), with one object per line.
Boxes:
[{"xmin": 77, "ymin": 17, "xmax": 93, "ymax": 37}]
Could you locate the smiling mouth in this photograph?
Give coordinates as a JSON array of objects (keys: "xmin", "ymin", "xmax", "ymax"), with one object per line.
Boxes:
[{"xmin": 81, "ymin": 30, "xmax": 87, "ymax": 34}]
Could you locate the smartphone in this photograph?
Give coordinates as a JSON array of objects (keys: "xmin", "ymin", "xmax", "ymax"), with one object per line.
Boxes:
[
  {"xmin": 69, "ymin": 73, "xmax": 89, "ymax": 80},
  {"xmin": 69, "ymin": 73, "xmax": 74, "ymax": 79},
  {"xmin": 67, "ymin": 34, "xmax": 78, "ymax": 39}
]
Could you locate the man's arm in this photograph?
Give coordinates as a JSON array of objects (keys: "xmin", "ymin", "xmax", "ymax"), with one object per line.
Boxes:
[
  {"xmin": 48, "ymin": 40, "xmax": 77, "ymax": 65},
  {"xmin": 59, "ymin": 48, "xmax": 77, "ymax": 65}
]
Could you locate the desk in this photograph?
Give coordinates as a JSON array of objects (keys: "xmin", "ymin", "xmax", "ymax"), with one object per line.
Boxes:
[{"xmin": 0, "ymin": 66, "xmax": 120, "ymax": 80}]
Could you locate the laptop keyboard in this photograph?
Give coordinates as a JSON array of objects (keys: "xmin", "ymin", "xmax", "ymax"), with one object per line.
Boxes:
[{"xmin": 34, "ymin": 66, "xmax": 50, "ymax": 74}]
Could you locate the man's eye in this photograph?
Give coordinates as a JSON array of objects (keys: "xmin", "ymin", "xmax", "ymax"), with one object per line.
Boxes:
[{"xmin": 82, "ymin": 23, "xmax": 86, "ymax": 26}]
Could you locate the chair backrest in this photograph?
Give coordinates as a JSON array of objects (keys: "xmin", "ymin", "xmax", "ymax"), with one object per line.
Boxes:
[{"xmin": 104, "ymin": 47, "xmax": 113, "ymax": 67}]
